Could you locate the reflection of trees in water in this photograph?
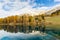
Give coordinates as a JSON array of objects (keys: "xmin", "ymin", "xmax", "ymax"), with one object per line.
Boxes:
[
  {"xmin": 0, "ymin": 14, "xmax": 46, "ymax": 33},
  {"xmin": 0, "ymin": 25, "xmax": 60, "ymax": 39},
  {"xmin": 0, "ymin": 25, "xmax": 46, "ymax": 33}
]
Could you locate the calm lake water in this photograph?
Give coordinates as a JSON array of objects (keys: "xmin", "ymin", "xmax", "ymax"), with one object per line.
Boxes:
[{"xmin": 0, "ymin": 25, "xmax": 60, "ymax": 40}]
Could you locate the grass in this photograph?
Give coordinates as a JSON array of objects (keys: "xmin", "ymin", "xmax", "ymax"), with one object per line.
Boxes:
[
  {"xmin": 45, "ymin": 15, "xmax": 60, "ymax": 39},
  {"xmin": 45, "ymin": 15, "xmax": 60, "ymax": 30}
]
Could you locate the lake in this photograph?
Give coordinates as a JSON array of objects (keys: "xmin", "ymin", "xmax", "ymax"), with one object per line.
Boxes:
[{"xmin": 0, "ymin": 25, "xmax": 60, "ymax": 40}]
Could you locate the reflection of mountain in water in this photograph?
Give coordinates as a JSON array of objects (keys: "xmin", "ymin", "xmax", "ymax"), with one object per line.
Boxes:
[
  {"xmin": 1, "ymin": 32, "xmax": 59, "ymax": 40},
  {"xmin": 0, "ymin": 25, "xmax": 60, "ymax": 40}
]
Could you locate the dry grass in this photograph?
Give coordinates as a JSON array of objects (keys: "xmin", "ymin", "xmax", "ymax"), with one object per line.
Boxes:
[{"xmin": 45, "ymin": 15, "xmax": 60, "ymax": 30}]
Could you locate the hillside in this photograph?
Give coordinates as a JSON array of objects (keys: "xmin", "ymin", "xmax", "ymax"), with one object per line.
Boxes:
[{"xmin": 45, "ymin": 15, "xmax": 60, "ymax": 39}]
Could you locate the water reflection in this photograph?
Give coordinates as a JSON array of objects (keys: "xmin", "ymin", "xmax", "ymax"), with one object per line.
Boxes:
[
  {"xmin": 0, "ymin": 30, "xmax": 59, "ymax": 40},
  {"xmin": 0, "ymin": 25, "xmax": 60, "ymax": 40},
  {"xmin": 0, "ymin": 25, "xmax": 45, "ymax": 33}
]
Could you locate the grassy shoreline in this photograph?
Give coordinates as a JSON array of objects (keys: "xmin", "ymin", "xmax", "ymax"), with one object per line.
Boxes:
[{"xmin": 45, "ymin": 15, "xmax": 60, "ymax": 39}]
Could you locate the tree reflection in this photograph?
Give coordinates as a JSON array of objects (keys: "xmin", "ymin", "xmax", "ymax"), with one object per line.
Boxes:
[
  {"xmin": 0, "ymin": 14, "xmax": 46, "ymax": 33},
  {"xmin": 0, "ymin": 25, "xmax": 46, "ymax": 33}
]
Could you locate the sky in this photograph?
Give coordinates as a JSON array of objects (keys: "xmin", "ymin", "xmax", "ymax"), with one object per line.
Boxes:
[{"xmin": 0, "ymin": 0, "xmax": 60, "ymax": 18}]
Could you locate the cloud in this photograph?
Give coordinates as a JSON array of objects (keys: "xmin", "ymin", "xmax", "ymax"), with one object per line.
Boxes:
[
  {"xmin": 54, "ymin": 0, "xmax": 60, "ymax": 2},
  {"xmin": 0, "ymin": 0, "xmax": 4, "ymax": 3},
  {"xmin": 0, "ymin": 0, "xmax": 30, "ymax": 17},
  {"xmin": 0, "ymin": 0, "xmax": 48, "ymax": 18},
  {"xmin": 0, "ymin": 0, "xmax": 60, "ymax": 18}
]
